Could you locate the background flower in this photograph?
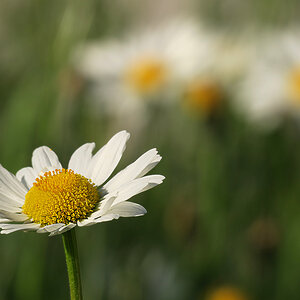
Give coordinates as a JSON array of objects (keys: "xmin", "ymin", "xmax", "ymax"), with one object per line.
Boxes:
[
  {"xmin": 73, "ymin": 18, "xmax": 216, "ymax": 130},
  {"xmin": 235, "ymin": 30, "xmax": 300, "ymax": 130}
]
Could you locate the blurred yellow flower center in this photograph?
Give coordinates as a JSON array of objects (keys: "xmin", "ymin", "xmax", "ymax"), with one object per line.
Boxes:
[
  {"xmin": 287, "ymin": 68, "xmax": 300, "ymax": 104},
  {"xmin": 185, "ymin": 78, "xmax": 222, "ymax": 114},
  {"xmin": 207, "ymin": 287, "xmax": 248, "ymax": 300},
  {"xmin": 124, "ymin": 57, "xmax": 167, "ymax": 93},
  {"xmin": 22, "ymin": 169, "xmax": 100, "ymax": 226}
]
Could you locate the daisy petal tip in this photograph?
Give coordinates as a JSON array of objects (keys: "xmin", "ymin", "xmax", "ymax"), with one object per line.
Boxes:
[
  {"xmin": 139, "ymin": 207, "xmax": 147, "ymax": 216},
  {"xmin": 32, "ymin": 146, "xmax": 48, "ymax": 154},
  {"xmin": 152, "ymin": 149, "xmax": 162, "ymax": 160},
  {"xmin": 117, "ymin": 130, "xmax": 130, "ymax": 138},
  {"xmin": 87, "ymin": 142, "xmax": 96, "ymax": 151},
  {"xmin": 148, "ymin": 148, "xmax": 160, "ymax": 156},
  {"xmin": 120, "ymin": 130, "xmax": 131, "ymax": 142},
  {"xmin": 152, "ymin": 174, "xmax": 165, "ymax": 184},
  {"xmin": 0, "ymin": 230, "xmax": 9, "ymax": 235}
]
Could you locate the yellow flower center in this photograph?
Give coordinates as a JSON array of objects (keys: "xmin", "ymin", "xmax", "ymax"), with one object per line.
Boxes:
[
  {"xmin": 184, "ymin": 78, "xmax": 222, "ymax": 114},
  {"xmin": 22, "ymin": 169, "xmax": 100, "ymax": 226},
  {"xmin": 287, "ymin": 67, "xmax": 300, "ymax": 104},
  {"xmin": 124, "ymin": 56, "xmax": 167, "ymax": 94}
]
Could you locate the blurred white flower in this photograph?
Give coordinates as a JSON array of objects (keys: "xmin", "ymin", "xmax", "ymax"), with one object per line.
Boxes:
[
  {"xmin": 236, "ymin": 30, "xmax": 300, "ymax": 130},
  {"xmin": 73, "ymin": 19, "xmax": 216, "ymax": 126},
  {"xmin": 180, "ymin": 31, "xmax": 255, "ymax": 116},
  {"xmin": 213, "ymin": 31, "xmax": 256, "ymax": 84}
]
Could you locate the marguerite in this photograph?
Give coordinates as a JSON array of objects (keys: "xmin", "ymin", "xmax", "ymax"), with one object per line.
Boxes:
[
  {"xmin": 72, "ymin": 18, "xmax": 213, "ymax": 126},
  {"xmin": 0, "ymin": 131, "xmax": 164, "ymax": 236}
]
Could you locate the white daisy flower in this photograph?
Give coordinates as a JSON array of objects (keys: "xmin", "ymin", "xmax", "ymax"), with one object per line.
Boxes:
[
  {"xmin": 0, "ymin": 131, "xmax": 164, "ymax": 236},
  {"xmin": 236, "ymin": 30, "xmax": 300, "ymax": 130},
  {"xmin": 73, "ymin": 19, "xmax": 214, "ymax": 123}
]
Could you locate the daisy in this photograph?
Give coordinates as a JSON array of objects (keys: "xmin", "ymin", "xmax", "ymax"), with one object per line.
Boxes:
[
  {"xmin": 72, "ymin": 19, "xmax": 214, "ymax": 125},
  {"xmin": 236, "ymin": 30, "xmax": 300, "ymax": 130},
  {"xmin": 0, "ymin": 130, "xmax": 164, "ymax": 236}
]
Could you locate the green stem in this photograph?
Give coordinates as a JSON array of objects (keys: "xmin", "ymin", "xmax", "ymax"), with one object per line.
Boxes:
[{"xmin": 62, "ymin": 229, "xmax": 83, "ymax": 300}]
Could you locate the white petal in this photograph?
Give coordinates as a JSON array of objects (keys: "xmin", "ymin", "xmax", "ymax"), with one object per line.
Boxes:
[
  {"xmin": 49, "ymin": 223, "xmax": 76, "ymax": 236},
  {"xmin": 77, "ymin": 218, "xmax": 97, "ymax": 226},
  {"xmin": 58, "ymin": 223, "xmax": 76, "ymax": 232},
  {"xmin": 104, "ymin": 148, "xmax": 162, "ymax": 193},
  {"xmin": 83, "ymin": 193, "xmax": 117, "ymax": 221},
  {"xmin": 68, "ymin": 143, "xmax": 95, "ymax": 176},
  {"xmin": 0, "ymin": 190, "xmax": 23, "ymax": 212},
  {"xmin": 0, "ymin": 210, "xmax": 29, "ymax": 222},
  {"xmin": 0, "ymin": 223, "xmax": 40, "ymax": 234},
  {"xmin": 16, "ymin": 167, "xmax": 37, "ymax": 190},
  {"xmin": 108, "ymin": 201, "xmax": 147, "ymax": 217},
  {"xmin": 81, "ymin": 174, "xmax": 163, "ymax": 224},
  {"xmin": 78, "ymin": 213, "xmax": 120, "ymax": 226},
  {"xmin": 0, "ymin": 218, "xmax": 10, "ymax": 223},
  {"xmin": 94, "ymin": 214, "xmax": 120, "ymax": 223},
  {"xmin": 0, "ymin": 203, "xmax": 20, "ymax": 213},
  {"xmin": 88, "ymin": 131, "xmax": 130, "ymax": 186},
  {"xmin": 0, "ymin": 165, "xmax": 27, "ymax": 202},
  {"xmin": 78, "ymin": 202, "xmax": 147, "ymax": 226},
  {"xmin": 32, "ymin": 146, "xmax": 62, "ymax": 174},
  {"xmin": 36, "ymin": 223, "xmax": 65, "ymax": 234},
  {"xmin": 112, "ymin": 175, "xmax": 165, "ymax": 205}
]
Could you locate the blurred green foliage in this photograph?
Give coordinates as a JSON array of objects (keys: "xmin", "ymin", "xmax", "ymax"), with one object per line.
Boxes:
[{"xmin": 1, "ymin": 1, "xmax": 300, "ymax": 300}]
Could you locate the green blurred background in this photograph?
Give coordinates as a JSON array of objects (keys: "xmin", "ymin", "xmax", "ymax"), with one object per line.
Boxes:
[{"xmin": 1, "ymin": 1, "xmax": 300, "ymax": 299}]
